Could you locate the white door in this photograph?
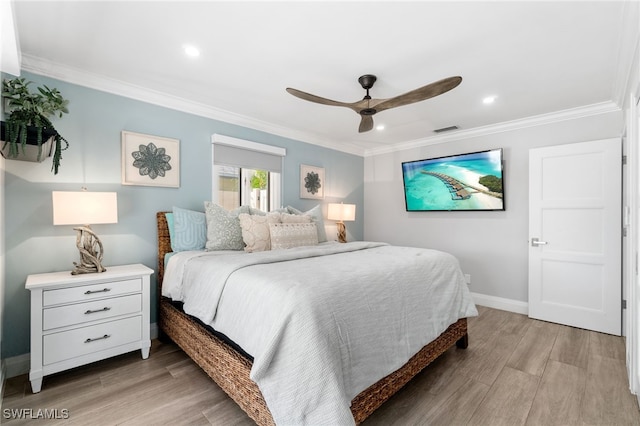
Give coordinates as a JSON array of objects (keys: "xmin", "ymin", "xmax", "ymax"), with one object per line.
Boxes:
[{"xmin": 529, "ymin": 138, "xmax": 621, "ymax": 335}]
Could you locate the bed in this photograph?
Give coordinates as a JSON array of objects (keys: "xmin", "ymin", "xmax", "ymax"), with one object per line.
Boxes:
[{"xmin": 155, "ymin": 210, "xmax": 477, "ymax": 425}]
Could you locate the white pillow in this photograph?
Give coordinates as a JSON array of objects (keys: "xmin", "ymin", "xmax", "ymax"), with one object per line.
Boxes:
[
  {"xmin": 238, "ymin": 212, "xmax": 281, "ymax": 252},
  {"xmin": 280, "ymin": 213, "xmax": 312, "ymax": 224},
  {"xmin": 286, "ymin": 205, "xmax": 327, "ymax": 242},
  {"xmin": 269, "ymin": 223, "xmax": 319, "ymax": 250}
]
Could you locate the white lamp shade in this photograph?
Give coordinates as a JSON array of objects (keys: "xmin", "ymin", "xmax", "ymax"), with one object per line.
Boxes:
[
  {"xmin": 52, "ymin": 191, "xmax": 118, "ymax": 225},
  {"xmin": 327, "ymin": 203, "xmax": 356, "ymax": 222}
]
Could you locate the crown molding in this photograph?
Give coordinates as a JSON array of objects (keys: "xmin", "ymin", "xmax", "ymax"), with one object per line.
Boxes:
[
  {"xmin": 363, "ymin": 101, "xmax": 621, "ymax": 157},
  {"xmin": 19, "ymin": 54, "xmax": 366, "ymax": 157},
  {"xmin": 19, "ymin": 54, "xmax": 621, "ymax": 160}
]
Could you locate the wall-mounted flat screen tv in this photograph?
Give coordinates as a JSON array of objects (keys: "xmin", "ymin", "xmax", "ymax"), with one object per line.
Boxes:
[{"xmin": 402, "ymin": 148, "xmax": 505, "ymax": 211}]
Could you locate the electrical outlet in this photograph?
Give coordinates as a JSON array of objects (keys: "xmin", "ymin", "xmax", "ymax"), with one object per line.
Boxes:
[{"xmin": 464, "ymin": 274, "xmax": 471, "ymax": 285}]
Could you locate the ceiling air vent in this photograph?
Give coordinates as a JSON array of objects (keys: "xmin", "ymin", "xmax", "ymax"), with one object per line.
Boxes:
[{"xmin": 433, "ymin": 125, "xmax": 459, "ymax": 133}]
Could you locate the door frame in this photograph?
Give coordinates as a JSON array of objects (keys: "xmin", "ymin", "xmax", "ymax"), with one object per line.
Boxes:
[{"xmin": 625, "ymin": 86, "xmax": 640, "ymax": 399}]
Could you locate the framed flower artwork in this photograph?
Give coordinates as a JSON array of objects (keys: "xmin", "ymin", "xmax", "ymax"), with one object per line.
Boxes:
[
  {"xmin": 121, "ymin": 131, "xmax": 180, "ymax": 187},
  {"xmin": 300, "ymin": 164, "xmax": 324, "ymax": 199}
]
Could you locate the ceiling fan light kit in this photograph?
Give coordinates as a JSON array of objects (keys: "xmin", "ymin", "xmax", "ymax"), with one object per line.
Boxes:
[{"xmin": 286, "ymin": 74, "xmax": 462, "ymax": 133}]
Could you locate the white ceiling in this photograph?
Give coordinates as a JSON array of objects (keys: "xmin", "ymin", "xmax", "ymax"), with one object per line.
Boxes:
[{"xmin": 11, "ymin": 1, "xmax": 630, "ymax": 156}]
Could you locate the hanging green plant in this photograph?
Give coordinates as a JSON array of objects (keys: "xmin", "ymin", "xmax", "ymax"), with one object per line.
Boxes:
[{"xmin": 1, "ymin": 77, "xmax": 70, "ymax": 174}]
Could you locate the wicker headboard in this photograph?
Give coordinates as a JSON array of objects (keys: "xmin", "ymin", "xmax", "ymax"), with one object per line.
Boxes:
[{"xmin": 156, "ymin": 211, "xmax": 172, "ymax": 288}]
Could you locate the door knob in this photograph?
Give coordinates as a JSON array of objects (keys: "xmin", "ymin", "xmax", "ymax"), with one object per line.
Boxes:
[{"xmin": 531, "ymin": 237, "xmax": 548, "ymax": 247}]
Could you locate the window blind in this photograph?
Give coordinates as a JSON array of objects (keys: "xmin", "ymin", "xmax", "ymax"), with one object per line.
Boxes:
[{"xmin": 213, "ymin": 143, "xmax": 282, "ymax": 173}]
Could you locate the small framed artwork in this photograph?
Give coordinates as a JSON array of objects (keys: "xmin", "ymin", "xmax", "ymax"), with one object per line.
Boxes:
[
  {"xmin": 300, "ymin": 164, "xmax": 324, "ymax": 199},
  {"xmin": 121, "ymin": 131, "xmax": 180, "ymax": 188}
]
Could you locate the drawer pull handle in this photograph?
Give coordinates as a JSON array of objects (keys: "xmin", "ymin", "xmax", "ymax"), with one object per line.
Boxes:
[
  {"xmin": 84, "ymin": 334, "xmax": 111, "ymax": 343},
  {"xmin": 85, "ymin": 307, "xmax": 111, "ymax": 315},
  {"xmin": 84, "ymin": 288, "xmax": 111, "ymax": 295}
]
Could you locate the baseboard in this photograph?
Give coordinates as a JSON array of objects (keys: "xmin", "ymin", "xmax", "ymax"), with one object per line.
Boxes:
[
  {"xmin": 150, "ymin": 322, "xmax": 158, "ymax": 340},
  {"xmin": 3, "ymin": 322, "xmax": 159, "ymax": 380},
  {"xmin": 4, "ymin": 353, "xmax": 29, "ymax": 379},
  {"xmin": 1, "ymin": 359, "xmax": 5, "ymax": 398},
  {"xmin": 471, "ymin": 292, "xmax": 529, "ymax": 315}
]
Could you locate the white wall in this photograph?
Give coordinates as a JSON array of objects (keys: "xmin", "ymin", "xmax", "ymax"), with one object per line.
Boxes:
[{"xmin": 364, "ymin": 108, "xmax": 622, "ymax": 308}]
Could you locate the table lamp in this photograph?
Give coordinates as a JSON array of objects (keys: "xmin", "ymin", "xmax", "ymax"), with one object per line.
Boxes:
[
  {"xmin": 52, "ymin": 190, "xmax": 118, "ymax": 275},
  {"xmin": 327, "ymin": 203, "xmax": 356, "ymax": 243}
]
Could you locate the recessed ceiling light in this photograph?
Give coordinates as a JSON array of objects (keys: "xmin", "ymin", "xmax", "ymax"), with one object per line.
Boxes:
[
  {"xmin": 483, "ymin": 96, "xmax": 497, "ymax": 105},
  {"xmin": 183, "ymin": 44, "xmax": 200, "ymax": 57},
  {"xmin": 376, "ymin": 124, "xmax": 385, "ymax": 131}
]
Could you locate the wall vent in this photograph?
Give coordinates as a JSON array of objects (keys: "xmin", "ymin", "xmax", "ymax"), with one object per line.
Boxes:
[{"xmin": 433, "ymin": 125, "xmax": 459, "ymax": 133}]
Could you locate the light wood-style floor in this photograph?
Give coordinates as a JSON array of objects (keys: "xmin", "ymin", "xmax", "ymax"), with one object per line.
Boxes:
[{"xmin": 3, "ymin": 306, "xmax": 639, "ymax": 425}]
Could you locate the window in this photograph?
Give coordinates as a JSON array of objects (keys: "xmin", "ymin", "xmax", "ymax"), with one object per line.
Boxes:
[
  {"xmin": 215, "ymin": 166, "xmax": 274, "ymax": 212},
  {"xmin": 216, "ymin": 165, "xmax": 240, "ymax": 209},
  {"xmin": 212, "ymin": 134, "xmax": 286, "ymax": 213}
]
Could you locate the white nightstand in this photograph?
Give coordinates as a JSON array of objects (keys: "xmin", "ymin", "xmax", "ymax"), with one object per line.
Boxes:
[{"xmin": 25, "ymin": 263, "xmax": 154, "ymax": 393}]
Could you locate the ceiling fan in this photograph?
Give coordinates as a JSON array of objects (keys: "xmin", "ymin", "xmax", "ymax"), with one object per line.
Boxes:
[{"xmin": 286, "ymin": 74, "xmax": 462, "ymax": 133}]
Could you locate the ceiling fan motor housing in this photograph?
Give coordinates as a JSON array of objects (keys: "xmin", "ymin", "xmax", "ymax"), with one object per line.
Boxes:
[
  {"xmin": 358, "ymin": 74, "xmax": 377, "ymax": 90},
  {"xmin": 358, "ymin": 75, "xmax": 377, "ymax": 114}
]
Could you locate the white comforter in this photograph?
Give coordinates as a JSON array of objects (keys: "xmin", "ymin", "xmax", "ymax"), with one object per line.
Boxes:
[{"xmin": 163, "ymin": 242, "xmax": 478, "ymax": 425}]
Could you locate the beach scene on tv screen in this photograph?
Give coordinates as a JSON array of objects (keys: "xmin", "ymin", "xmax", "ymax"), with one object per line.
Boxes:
[{"xmin": 403, "ymin": 150, "xmax": 504, "ymax": 211}]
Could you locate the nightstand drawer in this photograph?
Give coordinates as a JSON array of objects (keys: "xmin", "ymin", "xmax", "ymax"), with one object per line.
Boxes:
[
  {"xmin": 43, "ymin": 278, "xmax": 141, "ymax": 306},
  {"xmin": 43, "ymin": 316, "xmax": 142, "ymax": 365},
  {"xmin": 43, "ymin": 294, "xmax": 142, "ymax": 330}
]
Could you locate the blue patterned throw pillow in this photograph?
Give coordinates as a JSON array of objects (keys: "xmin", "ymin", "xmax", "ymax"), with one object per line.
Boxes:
[{"xmin": 172, "ymin": 206, "xmax": 207, "ymax": 251}]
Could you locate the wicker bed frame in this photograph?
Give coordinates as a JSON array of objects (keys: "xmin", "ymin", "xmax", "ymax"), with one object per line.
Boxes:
[{"xmin": 156, "ymin": 211, "xmax": 469, "ymax": 425}]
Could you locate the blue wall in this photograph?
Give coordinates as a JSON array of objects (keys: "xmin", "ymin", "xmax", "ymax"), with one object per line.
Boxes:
[{"xmin": 2, "ymin": 72, "xmax": 364, "ymax": 358}]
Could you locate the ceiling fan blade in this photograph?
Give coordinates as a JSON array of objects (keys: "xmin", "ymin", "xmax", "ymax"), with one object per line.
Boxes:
[
  {"xmin": 286, "ymin": 87, "xmax": 357, "ymax": 109},
  {"xmin": 372, "ymin": 76, "xmax": 462, "ymax": 113},
  {"xmin": 359, "ymin": 115, "xmax": 374, "ymax": 133}
]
